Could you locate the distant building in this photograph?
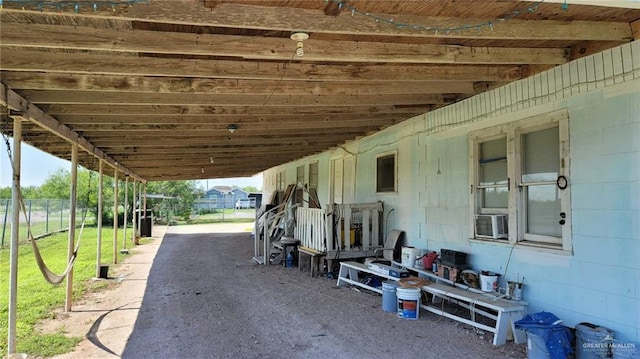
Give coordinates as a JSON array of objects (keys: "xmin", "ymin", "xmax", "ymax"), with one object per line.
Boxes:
[{"xmin": 196, "ymin": 186, "xmax": 249, "ymax": 210}]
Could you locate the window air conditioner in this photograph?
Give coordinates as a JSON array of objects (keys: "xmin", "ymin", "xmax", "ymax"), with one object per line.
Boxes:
[{"xmin": 475, "ymin": 214, "xmax": 508, "ymax": 239}]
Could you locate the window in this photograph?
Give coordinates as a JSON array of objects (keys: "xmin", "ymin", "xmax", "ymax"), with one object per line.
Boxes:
[
  {"xmin": 376, "ymin": 152, "xmax": 396, "ymax": 193},
  {"xmin": 308, "ymin": 162, "xmax": 320, "ymax": 208},
  {"xmin": 470, "ymin": 111, "xmax": 571, "ymax": 251},
  {"xmin": 478, "ymin": 138, "xmax": 508, "ymax": 214}
]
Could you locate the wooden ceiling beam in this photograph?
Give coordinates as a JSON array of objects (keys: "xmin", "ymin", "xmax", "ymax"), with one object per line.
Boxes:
[
  {"xmin": 1, "ymin": 49, "xmax": 524, "ymax": 82},
  {"xmin": 0, "ymin": 72, "xmax": 481, "ymax": 95},
  {"xmin": 56, "ymin": 113, "xmax": 413, "ymax": 126},
  {"xmin": 0, "ymin": 22, "xmax": 567, "ymax": 64},
  {"xmin": 3, "ymin": 5, "xmax": 629, "ymax": 42},
  {"xmin": 43, "ymin": 104, "xmax": 429, "ymax": 116},
  {"xmin": 67, "ymin": 119, "xmax": 402, "ymax": 132},
  {"xmin": 112, "ymin": 1, "xmax": 633, "ymax": 42},
  {"xmin": 88, "ymin": 136, "xmax": 356, "ymax": 147},
  {"xmin": 18, "ymin": 90, "xmax": 461, "ymax": 106}
]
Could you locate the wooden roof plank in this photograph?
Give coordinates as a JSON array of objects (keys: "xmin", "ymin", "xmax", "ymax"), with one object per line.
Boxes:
[
  {"xmin": 1, "ymin": 49, "xmax": 524, "ymax": 82},
  {"xmin": 0, "ymin": 22, "xmax": 568, "ymax": 64},
  {"xmin": 113, "ymin": 1, "xmax": 633, "ymax": 41},
  {"xmin": 0, "ymin": 72, "xmax": 480, "ymax": 94}
]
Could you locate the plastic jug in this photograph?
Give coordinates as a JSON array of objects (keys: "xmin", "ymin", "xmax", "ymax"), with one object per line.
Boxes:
[
  {"xmin": 423, "ymin": 251, "xmax": 438, "ymax": 270},
  {"xmin": 285, "ymin": 252, "xmax": 294, "ymax": 267}
]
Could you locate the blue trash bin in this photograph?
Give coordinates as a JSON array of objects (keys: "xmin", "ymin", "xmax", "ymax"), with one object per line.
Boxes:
[
  {"xmin": 515, "ymin": 312, "xmax": 574, "ymax": 359},
  {"xmin": 381, "ymin": 281, "xmax": 398, "ymax": 312}
]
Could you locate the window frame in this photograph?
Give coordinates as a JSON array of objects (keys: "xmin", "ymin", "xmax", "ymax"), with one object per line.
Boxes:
[
  {"xmin": 472, "ymin": 133, "xmax": 509, "ymax": 216},
  {"xmin": 376, "ymin": 150, "xmax": 397, "ymax": 194},
  {"xmin": 469, "ymin": 111, "xmax": 572, "ymax": 253}
]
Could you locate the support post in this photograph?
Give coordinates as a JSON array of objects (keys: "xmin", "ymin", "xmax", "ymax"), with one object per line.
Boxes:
[
  {"xmin": 132, "ymin": 180, "xmax": 138, "ymax": 244},
  {"xmin": 123, "ymin": 176, "xmax": 128, "ymax": 251},
  {"xmin": 65, "ymin": 144, "xmax": 78, "ymax": 312},
  {"xmin": 7, "ymin": 118, "xmax": 22, "ymax": 355},
  {"xmin": 96, "ymin": 160, "xmax": 103, "ymax": 278},
  {"xmin": 113, "ymin": 169, "xmax": 119, "ymax": 264}
]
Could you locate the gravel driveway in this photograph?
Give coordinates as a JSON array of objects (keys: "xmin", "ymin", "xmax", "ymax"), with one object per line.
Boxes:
[{"xmin": 119, "ymin": 224, "xmax": 527, "ymax": 359}]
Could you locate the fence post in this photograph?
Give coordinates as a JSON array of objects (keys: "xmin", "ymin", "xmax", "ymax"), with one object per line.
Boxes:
[
  {"xmin": 27, "ymin": 199, "xmax": 32, "ymax": 225},
  {"xmin": 1, "ymin": 200, "xmax": 8, "ymax": 248},
  {"xmin": 60, "ymin": 199, "xmax": 64, "ymax": 231},
  {"xmin": 45, "ymin": 199, "xmax": 49, "ymax": 234}
]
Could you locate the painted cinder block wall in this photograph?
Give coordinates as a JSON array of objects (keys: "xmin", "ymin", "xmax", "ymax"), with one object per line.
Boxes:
[{"xmin": 262, "ymin": 42, "xmax": 640, "ymax": 343}]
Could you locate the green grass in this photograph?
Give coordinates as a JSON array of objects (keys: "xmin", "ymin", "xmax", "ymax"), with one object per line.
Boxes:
[
  {"xmin": 0, "ymin": 212, "xmax": 95, "ymax": 247},
  {"xmin": 0, "ymin": 226, "xmax": 122, "ymax": 356}
]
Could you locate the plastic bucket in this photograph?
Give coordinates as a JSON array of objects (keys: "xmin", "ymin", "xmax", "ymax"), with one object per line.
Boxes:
[
  {"xmin": 381, "ymin": 281, "xmax": 398, "ymax": 313},
  {"xmin": 576, "ymin": 322, "xmax": 614, "ymax": 359},
  {"xmin": 401, "ymin": 246, "xmax": 420, "ymax": 268},
  {"xmin": 479, "ymin": 271, "xmax": 500, "ymax": 292},
  {"xmin": 397, "ymin": 287, "xmax": 421, "ymax": 320}
]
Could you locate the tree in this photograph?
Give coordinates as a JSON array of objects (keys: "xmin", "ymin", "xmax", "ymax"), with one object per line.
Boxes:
[
  {"xmin": 38, "ymin": 167, "xmax": 117, "ymax": 224},
  {"xmin": 0, "ymin": 185, "xmax": 41, "ymax": 199},
  {"xmin": 241, "ymin": 185, "xmax": 260, "ymax": 193},
  {"xmin": 146, "ymin": 180, "xmax": 201, "ymax": 218}
]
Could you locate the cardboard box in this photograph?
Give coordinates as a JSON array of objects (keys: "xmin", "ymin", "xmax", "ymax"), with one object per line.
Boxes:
[{"xmin": 368, "ymin": 263, "xmax": 409, "ymax": 278}]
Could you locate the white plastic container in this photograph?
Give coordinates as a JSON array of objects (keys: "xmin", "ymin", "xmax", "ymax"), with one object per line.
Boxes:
[
  {"xmin": 480, "ymin": 271, "xmax": 500, "ymax": 292},
  {"xmin": 401, "ymin": 246, "xmax": 420, "ymax": 268}
]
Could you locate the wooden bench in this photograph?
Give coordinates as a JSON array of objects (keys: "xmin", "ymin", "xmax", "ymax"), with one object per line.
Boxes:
[
  {"xmin": 298, "ymin": 246, "xmax": 324, "ymax": 276},
  {"xmin": 421, "ymin": 282, "xmax": 528, "ymax": 346},
  {"xmin": 336, "ymin": 261, "xmax": 402, "ymax": 294}
]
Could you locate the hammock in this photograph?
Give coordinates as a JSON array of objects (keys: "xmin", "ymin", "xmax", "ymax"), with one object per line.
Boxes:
[
  {"xmin": 18, "ymin": 189, "xmax": 86, "ymax": 285},
  {"xmin": 3, "ymin": 122, "xmax": 92, "ymax": 285}
]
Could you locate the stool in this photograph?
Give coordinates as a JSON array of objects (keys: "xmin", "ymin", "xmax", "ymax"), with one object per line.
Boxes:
[{"xmin": 280, "ymin": 236, "xmax": 300, "ymax": 267}]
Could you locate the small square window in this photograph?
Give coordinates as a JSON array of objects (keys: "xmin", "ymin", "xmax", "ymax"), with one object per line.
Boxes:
[{"xmin": 376, "ymin": 153, "xmax": 396, "ymax": 193}]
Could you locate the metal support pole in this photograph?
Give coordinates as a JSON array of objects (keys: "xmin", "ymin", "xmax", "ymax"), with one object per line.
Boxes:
[
  {"xmin": 96, "ymin": 160, "xmax": 103, "ymax": 278},
  {"xmin": 65, "ymin": 144, "xmax": 78, "ymax": 312},
  {"xmin": 7, "ymin": 118, "xmax": 22, "ymax": 355},
  {"xmin": 113, "ymin": 169, "xmax": 119, "ymax": 264}
]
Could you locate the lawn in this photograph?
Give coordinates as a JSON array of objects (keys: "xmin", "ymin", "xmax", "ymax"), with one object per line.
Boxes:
[{"xmin": 0, "ymin": 226, "xmax": 124, "ymax": 357}]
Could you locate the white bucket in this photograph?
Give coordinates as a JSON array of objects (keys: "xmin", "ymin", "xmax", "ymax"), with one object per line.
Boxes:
[
  {"xmin": 397, "ymin": 287, "xmax": 421, "ymax": 320},
  {"xmin": 480, "ymin": 271, "xmax": 500, "ymax": 292},
  {"xmin": 401, "ymin": 246, "xmax": 420, "ymax": 268}
]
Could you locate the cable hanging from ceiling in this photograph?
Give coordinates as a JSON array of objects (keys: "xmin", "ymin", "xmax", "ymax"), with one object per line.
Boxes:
[
  {"xmin": 326, "ymin": 0, "xmax": 555, "ymax": 34},
  {"xmin": 0, "ymin": 0, "xmax": 149, "ymax": 12}
]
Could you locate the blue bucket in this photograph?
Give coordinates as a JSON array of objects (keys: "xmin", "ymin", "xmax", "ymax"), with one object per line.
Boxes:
[{"xmin": 381, "ymin": 282, "xmax": 398, "ymax": 312}]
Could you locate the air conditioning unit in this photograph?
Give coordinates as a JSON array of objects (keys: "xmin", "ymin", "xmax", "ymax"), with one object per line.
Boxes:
[{"xmin": 475, "ymin": 214, "xmax": 508, "ymax": 239}]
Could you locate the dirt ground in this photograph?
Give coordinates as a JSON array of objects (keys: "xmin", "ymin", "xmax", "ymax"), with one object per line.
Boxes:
[{"xmin": 37, "ymin": 223, "xmax": 527, "ymax": 359}]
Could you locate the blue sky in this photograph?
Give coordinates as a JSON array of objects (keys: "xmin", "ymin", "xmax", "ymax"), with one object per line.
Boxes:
[{"xmin": 0, "ymin": 141, "xmax": 263, "ymax": 189}]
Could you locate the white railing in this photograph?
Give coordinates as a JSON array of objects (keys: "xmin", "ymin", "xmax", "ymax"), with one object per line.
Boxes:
[
  {"xmin": 295, "ymin": 207, "xmax": 326, "ymax": 252},
  {"xmin": 326, "ymin": 202, "xmax": 384, "ymax": 252}
]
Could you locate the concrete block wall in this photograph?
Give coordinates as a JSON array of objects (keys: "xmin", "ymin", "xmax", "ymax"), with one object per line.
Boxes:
[{"xmin": 262, "ymin": 42, "xmax": 640, "ymax": 342}]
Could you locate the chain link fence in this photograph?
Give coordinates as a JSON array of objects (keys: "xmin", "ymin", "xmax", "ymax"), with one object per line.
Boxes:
[
  {"xmin": 0, "ymin": 199, "xmax": 91, "ymax": 248},
  {"xmin": 192, "ymin": 198, "xmax": 256, "ymax": 222}
]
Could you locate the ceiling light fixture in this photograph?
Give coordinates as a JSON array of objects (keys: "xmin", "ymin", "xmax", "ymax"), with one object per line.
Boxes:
[
  {"xmin": 290, "ymin": 32, "xmax": 309, "ymax": 57},
  {"xmin": 210, "ymin": 157, "xmax": 214, "ymax": 163},
  {"xmin": 227, "ymin": 124, "xmax": 238, "ymax": 133},
  {"xmin": 201, "ymin": 167, "xmax": 205, "ymax": 174}
]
